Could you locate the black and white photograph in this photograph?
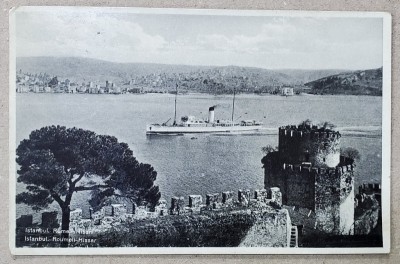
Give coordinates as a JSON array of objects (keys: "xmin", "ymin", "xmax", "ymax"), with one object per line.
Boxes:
[{"xmin": 9, "ymin": 7, "xmax": 391, "ymax": 254}]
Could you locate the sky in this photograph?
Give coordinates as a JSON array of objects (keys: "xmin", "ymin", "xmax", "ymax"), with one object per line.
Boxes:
[{"xmin": 14, "ymin": 8, "xmax": 384, "ymax": 70}]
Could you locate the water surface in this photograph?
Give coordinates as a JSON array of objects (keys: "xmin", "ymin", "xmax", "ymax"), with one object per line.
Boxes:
[{"xmin": 15, "ymin": 93, "xmax": 382, "ymax": 221}]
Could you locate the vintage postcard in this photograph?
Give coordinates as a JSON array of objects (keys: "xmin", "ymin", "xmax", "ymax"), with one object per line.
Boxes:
[{"xmin": 9, "ymin": 7, "xmax": 391, "ymax": 254}]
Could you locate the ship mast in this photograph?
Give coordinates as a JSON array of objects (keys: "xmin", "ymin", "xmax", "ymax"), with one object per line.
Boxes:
[
  {"xmin": 231, "ymin": 85, "xmax": 236, "ymax": 122},
  {"xmin": 173, "ymin": 83, "xmax": 178, "ymax": 126}
]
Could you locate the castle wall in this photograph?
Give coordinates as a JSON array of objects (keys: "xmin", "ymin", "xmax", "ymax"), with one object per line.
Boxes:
[
  {"xmin": 264, "ymin": 152, "xmax": 355, "ymax": 235},
  {"xmin": 93, "ymin": 208, "xmax": 291, "ymax": 248},
  {"xmin": 354, "ymin": 187, "xmax": 381, "ymax": 235},
  {"xmin": 239, "ymin": 209, "xmax": 291, "ymax": 247},
  {"xmin": 339, "ymin": 168, "xmax": 355, "ymax": 235},
  {"xmin": 312, "ymin": 146, "xmax": 340, "ymax": 168},
  {"xmin": 264, "ymin": 124, "xmax": 355, "ymax": 236},
  {"xmin": 315, "ymin": 204, "xmax": 340, "ymax": 234},
  {"xmin": 340, "ymin": 186, "xmax": 355, "ymax": 235},
  {"xmin": 314, "ymin": 168, "xmax": 340, "ymax": 234},
  {"xmin": 314, "ymin": 166, "xmax": 354, "ymax": 235},
  {"xmin": 281, "ymin": 164, "xmax": 316, "ymax": 210},
  {"xmin": 17, "ymin": 188, "xmax": 290, "ymax": 248},
  {"xmin": 278, "ymin": 126, "xmax": 341, "ymax": 168}
]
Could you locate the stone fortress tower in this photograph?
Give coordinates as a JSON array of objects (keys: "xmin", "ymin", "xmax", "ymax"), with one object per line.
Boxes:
[{"xmin": 262, "ymin": 123, "xmax": 355, "ymax": 235}]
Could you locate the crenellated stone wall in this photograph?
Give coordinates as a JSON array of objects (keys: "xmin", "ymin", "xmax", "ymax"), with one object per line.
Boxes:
[
  {"xmin": 16, "ymin": 187, "xmax": 293, "ymax": 248},
  {"xmin": 239, "ymin": 209, "xmax": 292, "ymax": 247},
  {"xmin": 263, "ymin": 124, "xmax": 355, "ymax": 235},
  {"xmin": 169, "ymin": 187, "xmax": 283, "ymax": 215},
  {"xmin": 17, "ymin": 187, "xmax": 285, "ymax": 238},
  {"xmin": 278, "ymin": 125, "xmax": 341, "ymax": 167}
]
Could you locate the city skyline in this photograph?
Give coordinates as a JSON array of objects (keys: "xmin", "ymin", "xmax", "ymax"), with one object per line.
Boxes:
[{"xmin": 15, "ymin": 7, "xmax": 384, "ymax": 70}]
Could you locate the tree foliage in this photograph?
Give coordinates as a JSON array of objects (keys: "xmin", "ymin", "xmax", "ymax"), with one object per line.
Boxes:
[
  {"xmin": 299, "ymin": 119, "xmax": 312, "ymax": 127},
  {"xmin": 16, "ymin": 125, "xmax": 160, "ymax": 218},
  {"xmin": 341, "ymin": 147, "xmax": 361, "ymax": 161},
  {"xmin": 261, "ymin": 145, "xmax": 277, "ymax": 155},
  {"xmin": 318, "ymin": 121, "xmax": 336, "ymax": 130},
  {"xmin": 48, "ymin": 76, "xmax": 59, "ymax": 87}
]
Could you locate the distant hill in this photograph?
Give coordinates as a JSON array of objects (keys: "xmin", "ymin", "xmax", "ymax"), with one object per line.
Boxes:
[
  {"xmin": 16, "ymin": 57, "xmax": 204, "ymax": 82},
  {"xmin": 304, "ymin": 68, "xmax": 383, "ymax": 96},
  {"xmin": 17, "ymin": 56, "xmax": 361, "ymax": 94},
  {"xmin": 274, "ymin": 69, "xmax": 351, "ymax": 84}
]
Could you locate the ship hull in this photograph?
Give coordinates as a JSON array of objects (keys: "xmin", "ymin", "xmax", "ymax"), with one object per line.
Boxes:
[{"xmin": 146, "ymin": 125, "xmax": 263, "ymax": 135}]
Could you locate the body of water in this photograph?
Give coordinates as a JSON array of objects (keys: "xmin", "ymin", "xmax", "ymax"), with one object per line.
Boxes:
[{"xmin": 15, "ymin": 93, "xmax": 382, "ymax": 221}]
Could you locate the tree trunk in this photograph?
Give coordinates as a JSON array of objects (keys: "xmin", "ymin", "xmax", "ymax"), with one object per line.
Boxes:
[{"xmin": 60, "ymin": 208, "xmax": 71, "ymax": 248}]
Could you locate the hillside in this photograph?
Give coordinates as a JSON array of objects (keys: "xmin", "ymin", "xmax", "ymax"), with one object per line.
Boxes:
[
  {"xmin": 16, "ymin": 57, "xmax": 203, "ymax": 82},
  {"xmin": 17, "ymin": 56, "xmax": 353, "ymax": 94},
  {"xmin": 304, "ymin": 68, "xmax": 383, "ymax": 96},
  {"xmin": 274, "ymin": 69, "xmax": 351, "ymax": 84}
]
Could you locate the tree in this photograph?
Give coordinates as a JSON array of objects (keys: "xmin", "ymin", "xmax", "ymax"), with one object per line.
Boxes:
[
  {"xmin": 48, "ymin": 76, "xmax": 59, "ymax": 87},
  {"xmin": 299, "ymin": 119, "xmax": 312, "ymax": 127},
  {"xmin": 341, "ymin": 147, "xmax": 361, "ymax": 161},
  {"xmin": 16, "ymin": 125, "xmax": 160, "ymax": 247},
  {"xmin": 318, "ymin": 121, "xmax": 336, "ymax": 130},
  {"xmin": 261, "ymin": 145, "xmax": 277, "ymax": 155}
]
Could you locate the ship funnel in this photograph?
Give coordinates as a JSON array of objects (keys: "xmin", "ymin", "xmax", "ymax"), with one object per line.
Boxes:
[{"xmin": 208, "ymin": 107, "xmax": 215, "ymax": 123}]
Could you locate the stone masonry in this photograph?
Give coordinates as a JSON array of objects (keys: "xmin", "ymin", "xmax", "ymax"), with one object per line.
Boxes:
[{"xmin": 263, "ymin": 124, "xmax": 355, "ymax": 235}]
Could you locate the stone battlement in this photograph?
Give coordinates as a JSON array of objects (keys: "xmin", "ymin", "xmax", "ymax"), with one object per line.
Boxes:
[
  {"xmin": 282, "ymin": 163, "xmax": 353, "ymax": 175},
  {"xmin": 355, "ymin": 183, "xmax": 382, "ymax": 210},
  {"xmin": 277, "ymin": 124, "xmax": 342, "ymax": 168},
  {"xmin": 359, "ymin": 183, "xmax": 381, "ymax": 195},
  {"xmin": 279, "ymin": 125, "xmax": 341, "ymax": 140},
  {"xmin": 170, "ymin": 187, "xmax": 283, "ymax": 214},
  {"xmin": 16, "ymin": 187, "xmax": 283, "ymax": 233}
]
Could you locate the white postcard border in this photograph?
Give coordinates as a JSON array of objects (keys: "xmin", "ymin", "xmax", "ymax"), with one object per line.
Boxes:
[{"xmin": 9, "ymin": 7, "xmax": 392, "ymax": 255}]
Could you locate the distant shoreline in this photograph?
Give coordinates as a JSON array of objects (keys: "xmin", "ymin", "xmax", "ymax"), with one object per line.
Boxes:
[
  {"xmin": 15, "ymin": 57, "xmax": 382, "ymax": 97},
  {"xmin": 15, "ymin": 92, "xmax": 383, "ymax": 97}
]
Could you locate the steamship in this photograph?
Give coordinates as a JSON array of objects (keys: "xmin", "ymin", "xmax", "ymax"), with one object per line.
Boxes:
[{"xmin": 146, "ymin": 86, "xmax": 263, "ymax": 135}]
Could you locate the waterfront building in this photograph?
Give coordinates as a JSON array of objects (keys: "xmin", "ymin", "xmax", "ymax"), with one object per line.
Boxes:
[{"xmin": 281, "ymin": 87, "xmax": 294, "ymax": 96}]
